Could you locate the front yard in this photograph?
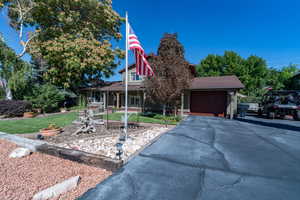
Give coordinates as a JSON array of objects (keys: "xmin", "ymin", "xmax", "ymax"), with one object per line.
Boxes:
[
  {"xmin": 102, "ymin": 112, "xmax": 180, "ymax": 125},
  {"xmin": 0, "ymin": 112, "xmax": 78, "ymax": 134},
  {"xmin": 0, "ymin": 111, "xmax": 180, "ymax": 135}
]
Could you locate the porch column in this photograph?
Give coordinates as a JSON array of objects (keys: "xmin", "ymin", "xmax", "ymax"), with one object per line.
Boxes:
[
  {"xmin": 143, "ymin": 92, "xmax": 146, "ymax": 112},
  {"xmin": 116, "ymin": 92, "xmax": 120, "ymax": 108},
  {"xmin": 181, "ymin": 92, "xmax": 184, "ymax": 116},
  {"xmin": 228, "ymin": 91, "xmax": 234, "ymax": 119},
  {"xmin": 103, "ymin": 92, "xmax": 106, "ymax": 109}
]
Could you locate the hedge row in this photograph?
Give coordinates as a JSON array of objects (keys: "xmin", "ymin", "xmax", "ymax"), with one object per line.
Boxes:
[{"xmin": 0, "ymin": 100, "xmax": 32, "ymax": 117}]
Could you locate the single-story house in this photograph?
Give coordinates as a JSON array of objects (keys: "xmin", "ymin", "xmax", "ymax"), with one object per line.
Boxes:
[{"xmin": 80, "ymin": 64, "xmax": 244, "ymax": 119}]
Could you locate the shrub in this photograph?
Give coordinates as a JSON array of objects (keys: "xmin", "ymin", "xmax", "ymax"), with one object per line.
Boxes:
[
  {"xmin": 168, "ymin": 116, "xmax": 182, "ymax": 122},
  {"xmin": 239, "ymin": 96, "xmax": 261, "ymax": 103},
  {"xmin": 153, "ymin": 114, "xmax": 182, "ymax": 122},
  {"xmin": 25, "ymin": 84, "xmax": 65, "ymax": 113},
  {"xmin": 141, "ymin": 112, "xmax": 156, "ymax": 118},
  {"xmin": 0, "ymin": 88, "xmax": 5, "ymax": 100},
  {"xmin": 153, "ymin": 114, "xmax": 166, "ymax": 120},
  {"xmin": 0, "ymin": 100, "xmax": 32, "ymax": 117}
]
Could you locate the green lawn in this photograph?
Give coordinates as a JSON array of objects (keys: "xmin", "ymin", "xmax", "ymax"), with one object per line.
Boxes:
[
  {"xmin": 101, "ymin": 112, "xmax": 179, "ymax": 125},
  {"xmin": 0, "ymin": 112, "xmax": 78, "ymax": 134}
]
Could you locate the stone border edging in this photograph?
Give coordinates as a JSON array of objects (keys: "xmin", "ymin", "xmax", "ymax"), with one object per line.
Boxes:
[
  {"xmin": 37, "ymin": 144, "xmax": 122, "ymax": 171},
  {"xmin": 0, "ymin": 132, "xmax": 122, "ymax": 171}
]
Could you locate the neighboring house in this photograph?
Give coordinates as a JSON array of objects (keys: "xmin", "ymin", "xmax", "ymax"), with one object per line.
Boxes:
[{"xmin": 81, "ymin": 64, "xmax": 244, "ymax": 119}]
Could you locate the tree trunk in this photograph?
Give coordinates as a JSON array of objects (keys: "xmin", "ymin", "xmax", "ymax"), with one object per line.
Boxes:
[
  {"xmin": 5, "ymin": 86, "xmax": 12, "ymax": 100},
  {"xmin": 163, "ymin": 104, "xmax": 166, "ymax": 116},
  {"xmin": 174, "ymin": 106, "xmax": 177, "ymax": 117},
  {"xmin": 0, "ymin": 78, "xmax": 12, "ymax": 100}
]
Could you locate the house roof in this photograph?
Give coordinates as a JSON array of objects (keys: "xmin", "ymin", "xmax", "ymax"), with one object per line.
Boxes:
[
  {"xmin": 190, "ymin": 75, "xmax": 244, "ymax": 90},
  {"xmin": 118, "ymin": 64, "xmax": 135, "ymax": 73},
  {"xmin": 81, "ymin": 75, "xmax": 244, "ymax": 92},
  {"xmin": 100, "ymin": 81, "xmax": 145, "ymax": 92}
]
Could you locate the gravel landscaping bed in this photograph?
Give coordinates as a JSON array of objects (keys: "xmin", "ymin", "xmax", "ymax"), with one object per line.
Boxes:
[
  {"xmin": 46, "ymin": 124, "xmax": 170, "ymax": 160},
  {"xmin": 56, "ymin": 126, "xmax": 170, "ymax": 160},
  {"xmin": 45, "ymin": 123, "xmax": 144, "ymax": 144},
  {"xmin": 0, "ymin": 139, "xmax": 111, "ymax": 200}
]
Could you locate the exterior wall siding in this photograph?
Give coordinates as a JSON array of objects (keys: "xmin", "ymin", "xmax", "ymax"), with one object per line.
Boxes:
[{"xmin": 121, "ymin": 67, "xmax": 145, "ymax": 85}]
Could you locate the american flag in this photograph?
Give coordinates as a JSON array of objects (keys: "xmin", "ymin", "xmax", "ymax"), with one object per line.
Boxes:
[{"xmin": 128, "ymin": 24, "xmax": 154, "ymax": 76}]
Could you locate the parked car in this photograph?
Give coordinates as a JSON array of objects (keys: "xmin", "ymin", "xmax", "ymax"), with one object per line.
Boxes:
[
  {"xmin": 238, "ymin": 103, "xmax": 259, "ymax": 112},
  {"xmin": 258, "ymin": 90, "xmax": 300, "ymax": 120}
]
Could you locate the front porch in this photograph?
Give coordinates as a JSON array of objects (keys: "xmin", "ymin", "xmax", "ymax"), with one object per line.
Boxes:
[
  {"xmin": 81, "ymin": 88, "xmax": 190, "ymax": 116},
  {"xmin": 104, "ymin": 90, "xmax": 146, "ymax": 112},
  {"xmin": 82, "ymin": 89, "xmax": 146, "ymax": 112}
]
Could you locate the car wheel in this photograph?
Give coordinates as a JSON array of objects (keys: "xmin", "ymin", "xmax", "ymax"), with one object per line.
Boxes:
[
  {"xmin": 268, "ymin": 112, "xmax": 275, "ymax": 119},
  {"xmin": 258, "ymin": 109, "xmax": 262, "ymax": 116},
  {"xmin": 293, "ymin": 111, "xmax": 300, "ymax": 121}
]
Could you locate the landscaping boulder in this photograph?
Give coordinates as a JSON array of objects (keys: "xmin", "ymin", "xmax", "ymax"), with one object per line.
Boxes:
[
  {"xmin": 32, "ymin": 175, "xmax": 80, "ymax": 200},
  {"xmin": 9, "ymin": 147, "xmax": 31, "ymax": 158}
]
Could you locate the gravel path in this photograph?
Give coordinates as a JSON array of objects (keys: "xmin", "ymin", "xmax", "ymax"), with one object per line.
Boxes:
[{"xmin": 0, "ymin": 139, "xmax": 111, "ymax": 200}]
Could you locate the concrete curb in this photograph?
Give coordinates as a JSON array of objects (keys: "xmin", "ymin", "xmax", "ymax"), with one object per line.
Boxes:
[{"xmin": 0, "ymin": 132, "xmax": 46, "ymax": 151}]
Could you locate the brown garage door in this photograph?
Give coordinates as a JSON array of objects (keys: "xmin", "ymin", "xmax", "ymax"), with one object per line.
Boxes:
[{"xmin": 190, "ymin": 91, "xmax": 227, "ymax": 117}]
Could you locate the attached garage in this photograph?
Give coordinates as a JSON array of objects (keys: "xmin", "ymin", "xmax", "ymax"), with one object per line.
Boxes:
[
  {"xmin": 184, "ymin": 75, "xmax": 244, "ymax": 118},
  {"xmin": 190, "ymin": 91, "xmax": 227, "ymax": 117}
]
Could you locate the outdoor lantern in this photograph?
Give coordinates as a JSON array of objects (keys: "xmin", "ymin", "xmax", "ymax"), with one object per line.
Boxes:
[
  {"xmin": 119, "ymin": 135, "xmax": 126, "ymax": 142},
  {"xmin": 116, "ymin": 142, "xmax": 123, "ymax": 160}
]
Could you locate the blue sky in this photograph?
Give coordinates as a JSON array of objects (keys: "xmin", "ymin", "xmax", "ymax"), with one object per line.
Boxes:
[{"xmin": 1, "ymin": 0, "xmax": 300, "ymax": 81}]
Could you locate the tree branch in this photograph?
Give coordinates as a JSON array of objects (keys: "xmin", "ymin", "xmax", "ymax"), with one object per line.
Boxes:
[{"xmin": 18, "ymin": 32, "xmax": 37, "ymax": 57}]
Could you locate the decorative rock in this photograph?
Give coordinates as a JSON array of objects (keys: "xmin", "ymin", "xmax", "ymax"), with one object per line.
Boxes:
[
  {"xmin": 9, "ymin": 147, "xmax": 31, "ymax": 158},
  {"xmin": 32, "ymin": 175, "xmax": 80, "ymax": 200},
  {"xmin": 56, "ymin": 127, "xmax": 169, "ymax": 160}
]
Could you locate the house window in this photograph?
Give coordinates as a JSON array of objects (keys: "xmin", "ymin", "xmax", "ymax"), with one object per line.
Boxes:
[
  {"xmin": 131, "ymin": 72, "xmax": 141, "ymax": 81},
  {"xmin": 89, "ymin": 91, "xmax": 102, "ymax": 103},
  {"xmin": 129, "ymin": 95, "xmax": 140, "ymax": 107}
]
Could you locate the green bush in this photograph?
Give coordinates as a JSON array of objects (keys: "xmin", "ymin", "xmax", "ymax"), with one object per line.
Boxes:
[
  {"xmin": 0, "ymin": 88, "xmax": 5, "ymax": 100},
  {"xmin": 0, "ymin": 100, "xmax": 32, "ymax": 117},
  {"xmin": 153, "ymin": 114, "xmax": 182, "ymax": 122},
  {"xmin": 25, "ymin": 84, "xmax": 65, "ymax": 113},
  {"xmin": 239, "ymin": 96, "xmax": 262, "ymax": 103},
  {"xmin": 141, "ymin": 112, "xmax": 156, "ymax": 118}
]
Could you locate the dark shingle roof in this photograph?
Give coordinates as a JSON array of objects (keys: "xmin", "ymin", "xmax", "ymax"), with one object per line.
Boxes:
[
  {"xmin": 100, "ymin": 81, "xmax": 145, "ymax": 91},
  {"xmin": 81, "ymin": 75, "xmax": 244, "ymax": 92},
  {"xmin": 190, "ymin": 75, "xmax": 244, "ymax": 90}
]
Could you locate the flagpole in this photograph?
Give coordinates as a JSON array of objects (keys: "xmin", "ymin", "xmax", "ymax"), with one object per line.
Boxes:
[{"xmin": 124, "ymin": 12, "xmax": 129, "ymax": 139}]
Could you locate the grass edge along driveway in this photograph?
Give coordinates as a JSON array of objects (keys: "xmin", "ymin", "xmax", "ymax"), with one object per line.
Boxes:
[
  {"xmin": 0, "ymin": 112, "xmax": 78, "ymax": 134},
  {"xmin": 101, "ymin": 113, "xmax": 178, "ymax": 125}
]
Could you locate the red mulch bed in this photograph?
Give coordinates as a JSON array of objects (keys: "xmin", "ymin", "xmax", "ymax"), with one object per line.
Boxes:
[{"xmin": 0, "ymin": 139, "xmax": 111, "ymax": 200}]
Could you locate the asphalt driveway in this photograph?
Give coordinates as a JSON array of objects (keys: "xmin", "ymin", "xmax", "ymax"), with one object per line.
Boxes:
[{"xmin": 80, "ymin": 116, "xmax": 300, "ymax": 200}]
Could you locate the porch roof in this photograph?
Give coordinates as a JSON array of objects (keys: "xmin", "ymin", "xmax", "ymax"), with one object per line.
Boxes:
[{"xmin": 100, "ymin": 81, "xmax": 145, "ymax": 92}]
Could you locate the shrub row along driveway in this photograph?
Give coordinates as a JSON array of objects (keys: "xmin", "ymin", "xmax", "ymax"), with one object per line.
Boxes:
[{"xmin": 80, "ymin": 116, "xmax": 300, "ymax": 200}]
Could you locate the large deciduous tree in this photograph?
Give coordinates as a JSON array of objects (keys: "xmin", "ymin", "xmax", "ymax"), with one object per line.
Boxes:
[
  {"xmin": 145, "ymin": 33, "xmax": 192, "ymax": 115},
  {"xmin": 1, "ymin": 0, "xmax": 124, "ymax": 90},
  {"xmin": 197, "ymin": 51, "xmax": 270, "ymax": 97},
  {"xmin": 197, "ymin": 51, "xmax": 299, "ymax": 99},
  {"xmin": 0, "ymin": 35, "xmax": 31, "ymax": 100}
]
